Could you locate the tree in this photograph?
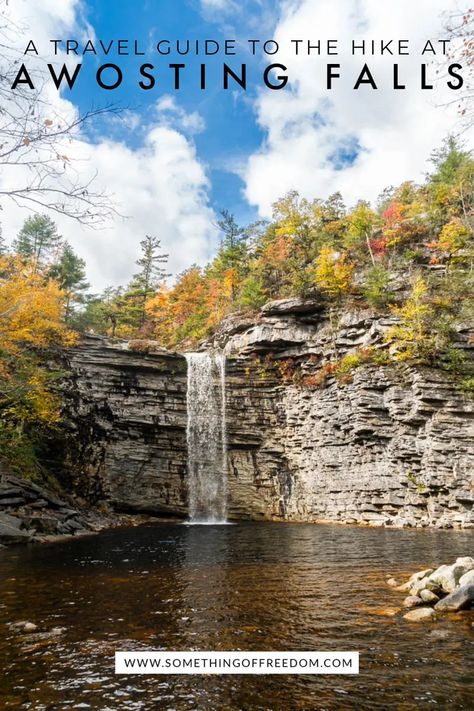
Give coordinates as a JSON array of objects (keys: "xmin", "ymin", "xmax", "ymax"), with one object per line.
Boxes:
[
  {"xmin": 13, "ymin": 214, "xmax": 61, "ymax": 270},
  {"xmin": 236, "ymin": 272, "xmax": 267, "ymax": 310},
  {"xmin": 429, "ymin": 136, "xmax": 471, "ymax": 185},
  {"xmin": 0, "ymin": 1, "xmax": 120, "ymax": 225},
  {"xmin": 386, "ymin": 275, "xmax": 438, "ymax": 362},
  {"xmin": 271, "ymin": 191, "xmax": 320, "ymax": 294},
  {"xmin": 124, "ymin": 236, "xmax": 169, "ymax": 329},
  {"xmin": 314, "ymin": 246, "xmax": 354, "ymax": 298},
  {"xmin": 426, "ymin": 138, "xmax": 474, "ymax": 233},
  {"xmin": 99, "ymin": 286, "xmax": 124, "ymax": 338},
  {"xmin": 345, "ymin": 201, "xmax": 380, "ymax": 265},
  {"xmin": 215, "ymin": 210, "xmax": 247, "ymax": 302},
  {"xmin": 49, "ymin": 243, "xmax": 89, "ymax": 321},
  {"xmin": 324, "ymin": 192, "xmax": 346, "ymax": 221},
  {"xmin": 147, "ymin": 266, "xmax": 209, "ymax": 347},
  {"xmin": 381, "ymin": 199, "xmax": 427, "ymax": 251},
  {"xmin": 0, "ymin": 255, "xmax": 77, "ymax": 475},
  {"xmin": 361, "ymin": 265, "xmax": 393, "ymax": 308}
]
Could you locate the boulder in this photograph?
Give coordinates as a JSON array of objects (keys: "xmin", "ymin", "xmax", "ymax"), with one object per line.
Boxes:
[
  {"xmin": 434, "ymin": 584, "xmax": 474, "ymax": 612},
  {"xmin": 395, "ymin": 582, "xmax": 412, "ymax": 593},
  {"xmin": 0, "ymin": 513, "xmax": 30, "ymax": 544},
  {"xmin": 24, "ymin": 515, "xmax": 59, "ymax": 535},
  {"xmin": 403, "ymin": 595, "xmax": 423, "ymax": 608},
  {"xmin": 428, "ymin": 562, "xmax": 473, "ymax": 593},
  {"xmin": 455, "ymin": 556, "xmax": 474, "ymax": 569},
  {"xmin": 10, "ymin": 621, "xmax": 38, "ymax": 632},
  {"xmin": 408, "ymin": 568, "xmax": 433, "ymax": 584},
  {"xmin": 403, "ymin": 607, "xmax": 435, "ymax": 622},
  {"xmin": 260, "ymin": 297, "xmax": 324, "ymax": 316},
  {"xmin": 423, "ymin": 580, "xmax": 443, "ymax": 595},
  {"xmin": 49, "ymin": 627, "xmax": 66, "ymax": 636},
  {"xmin": 420, "ymin": 589, "xmax": 439, "ymax": 604},
  {"xmin": 410, "ymin": 579, "xmax": 430, "ymax": 596},
  {"xmin": 459, "ymin": 570, "xmax": 474, "ymax": 588}
]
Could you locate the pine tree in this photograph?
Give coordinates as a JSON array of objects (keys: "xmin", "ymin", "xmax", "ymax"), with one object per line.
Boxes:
[
  {"xmin": 324, "ymin": 192, "xmax": 346, "ymax": 221},
  {"xmin": 13, "ymin": 215, "xmax": 61, "ymax": 270},
  {"xmin": 215, "ymin": 210, "xmax": 247, "ymax": 302},
  {"xmin": 124, "ymin": 236, "xmax": 169, "ymax": 329},
  {"xmin": 49, "ymin": 243, "xmax": 89, "ymax": 321},
  {"xmin": 429, "ymin": 136, "xmax": 471, "ymax": 185},
  {"xmin": 101, "ymin": 286, "xmax": 124, "ymax": 337}
]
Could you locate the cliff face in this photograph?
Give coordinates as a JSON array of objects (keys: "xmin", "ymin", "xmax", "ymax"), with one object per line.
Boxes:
[
  {"xmin": 60, "ymin": 301, "xmax": 474, "ymax": 529},
  {"xmin": 60, "ymin": 338, "xmax": 188, "ymax": 515},
  {"xmin": 221, "ymin": 301, "xmax": 474, "ymax": 529}
]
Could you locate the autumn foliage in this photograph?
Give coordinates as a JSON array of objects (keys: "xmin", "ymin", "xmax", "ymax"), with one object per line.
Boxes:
[
  {"xmin": 134, "ymin": 138, "xmax": 473, "ymax": 351},
  {"xmin": 1, "ymin": 137, "xmax": 474, "ymax": 476},
  {"xmin": 0, "ymin": 256, "xmax": 77, "ymax": 476}
]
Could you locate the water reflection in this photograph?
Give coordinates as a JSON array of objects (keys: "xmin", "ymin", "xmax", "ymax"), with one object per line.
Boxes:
[{"xmin": 0, "ymin": 523, "xmax": 472, "ymax": 710}]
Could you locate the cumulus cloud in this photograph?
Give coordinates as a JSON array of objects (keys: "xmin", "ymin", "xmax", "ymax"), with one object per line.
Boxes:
[
  {"xmin": 201, "ymin": 0, "xmax": 235, "ymax": 9},
  {"xmin": 0, "ymin": 0, "xmax": 217, "ymax": 290},
  {"xmin": 243, "ymin": 0, "xmax": 473, "ymax": 216},
  {"xmin": 155, "ymin": 95, "xmax": 206, "ymax": 135}
]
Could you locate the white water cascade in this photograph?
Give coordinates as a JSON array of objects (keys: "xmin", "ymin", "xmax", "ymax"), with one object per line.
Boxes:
[{"xmin": 185, "ymin": 352, "xmax": 227, "ymax": 523}]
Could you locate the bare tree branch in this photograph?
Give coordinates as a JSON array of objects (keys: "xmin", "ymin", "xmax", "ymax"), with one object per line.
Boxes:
[
  {"xmin": 0, "ymin": 0, "xmax": 123, "ymax": 226},
  {"xmin": 443, "ymin": 7, "xmax": 474, "ymax": 132}
]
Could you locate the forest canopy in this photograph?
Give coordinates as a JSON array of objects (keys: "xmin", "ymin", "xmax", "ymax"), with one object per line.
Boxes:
[{"xmin": 0, "ymin": 136, "xmax": 473, "ymax": 477}]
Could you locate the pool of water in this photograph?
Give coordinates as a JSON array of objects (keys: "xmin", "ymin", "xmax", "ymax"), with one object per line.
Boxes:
[{"xmin": 0, "ymin": 522, "xmax": 473, "ymax": 710}]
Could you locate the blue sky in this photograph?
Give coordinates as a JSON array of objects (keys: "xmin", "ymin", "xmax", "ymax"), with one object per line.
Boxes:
[
  {"xmin": 3, "ymin": 0, "xmax": 470, "ymax": 290},
  {"xmin": 68, "ymin": 0, "xmax": 283, "ymax": 228}
]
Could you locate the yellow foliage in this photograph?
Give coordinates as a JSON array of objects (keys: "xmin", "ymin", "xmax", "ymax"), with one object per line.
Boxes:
[
  {"xmin": 0, "ymin": 256, "xmax": 77, "ymax": 355},
  {"xmin": 345, "ymin": 203, "xmax": 379, "ymax": 248},
  {"xmin": 314, "ymin": 246, "xmax": 354, "ymax": 297},
  {"xmin": 385, "ymin": 276, "xmax": 437, "ymax": 362},
  {"xmin": 3, "ymin": 371, "xmax": 62, "ymax": 427},
  {"xmin": 0, "ymin": 256, "xmax": 77, "ymax": 434},
  {"xmin": 273, "ymin": 192, "xmax": 307, "ymax": 239},
  {"xmin": 146, "ymin": 267, "xmax": 210, "ymax": 347},
  {"xmin": 434, "ymin": 219, "xmax": 471, "ymax": 254},
  {"xmin": 430, "ymin": 182, "xmax": 457, "ymax": 209},
  {"xmin": 146, "ymin": 286, "xmax": 175, "ymax": 346},
  {"xmin": 114, "ymin": 324, "xmax": 136, "ymax": 339}
]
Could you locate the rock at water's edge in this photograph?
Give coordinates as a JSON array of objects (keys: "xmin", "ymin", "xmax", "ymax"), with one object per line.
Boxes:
[
  {"xmin": 434, "ymin": 584, "xmax": 474, "ymax": 612},
  {"xmin": 403, "ymin": 607, "xmax": 435, "ymax": 622},
  {"xmin": 0, "ymin": 513, "xmax": 30, "ymax": 544}
]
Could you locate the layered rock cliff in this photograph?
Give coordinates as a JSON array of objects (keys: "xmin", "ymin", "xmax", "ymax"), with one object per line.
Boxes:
[
  {"xmin": 58, "ymin": 301, "xmax": 474, "ymax": 529},
  {"xmin": 58, "ymin": 338, "xmax": 188, "ymax": 515},
  {"xmin": 221, "ymin": 300, "xmax": 474, "ymax": 528}
]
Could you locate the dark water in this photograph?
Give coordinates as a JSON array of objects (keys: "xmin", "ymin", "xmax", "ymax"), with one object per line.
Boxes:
[{"xmin": 0, "ymin": 523, "xmax": 473, "ymax": 711}]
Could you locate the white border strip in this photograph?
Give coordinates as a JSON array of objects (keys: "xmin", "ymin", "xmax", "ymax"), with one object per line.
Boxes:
[{"xmin": 115, "ymin": 651, "xmax": 359, "ymax": 675}]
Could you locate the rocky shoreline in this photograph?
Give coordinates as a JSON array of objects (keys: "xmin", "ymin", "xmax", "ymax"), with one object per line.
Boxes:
[
  {"xmin": 387, "ymin": 557, "xmax": 474, "ymax": 622},
  {"xmin": 0, "ymin": 471, "xmax": 168, "ymax": 546}
]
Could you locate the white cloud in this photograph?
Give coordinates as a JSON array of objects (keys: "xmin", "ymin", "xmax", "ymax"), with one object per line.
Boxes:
[
  {"xmin": 42, "ymin": 127, "xmax": 215, "ymax": 290},
  {"xmin": 201, "ymin": 0, "xmax": 235, "ymax": 9},
  {"xmin": 155, "ymin": 95, "xmax": 206, "ymax": 135},
  {"xmin": 243, "ymin": 0, "xmax": 474, "ymax": 216},
  {"xmin": 0, "ymin": 121, "xmax": 216, "ymax": 289},
  {"xmin": 0, "ymin": 0, "xmax": 217, "ymax": 291}
]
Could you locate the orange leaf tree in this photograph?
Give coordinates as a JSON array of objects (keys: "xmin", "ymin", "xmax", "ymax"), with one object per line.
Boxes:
[{"xmin": 0, "ymin": 256, "xmax": 77, "ymax": 476}]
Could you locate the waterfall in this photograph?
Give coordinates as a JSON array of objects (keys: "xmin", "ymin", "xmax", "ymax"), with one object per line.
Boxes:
[{"xmin": 185, "ymin": 352, "xmax": 227, "ymax": 523}]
